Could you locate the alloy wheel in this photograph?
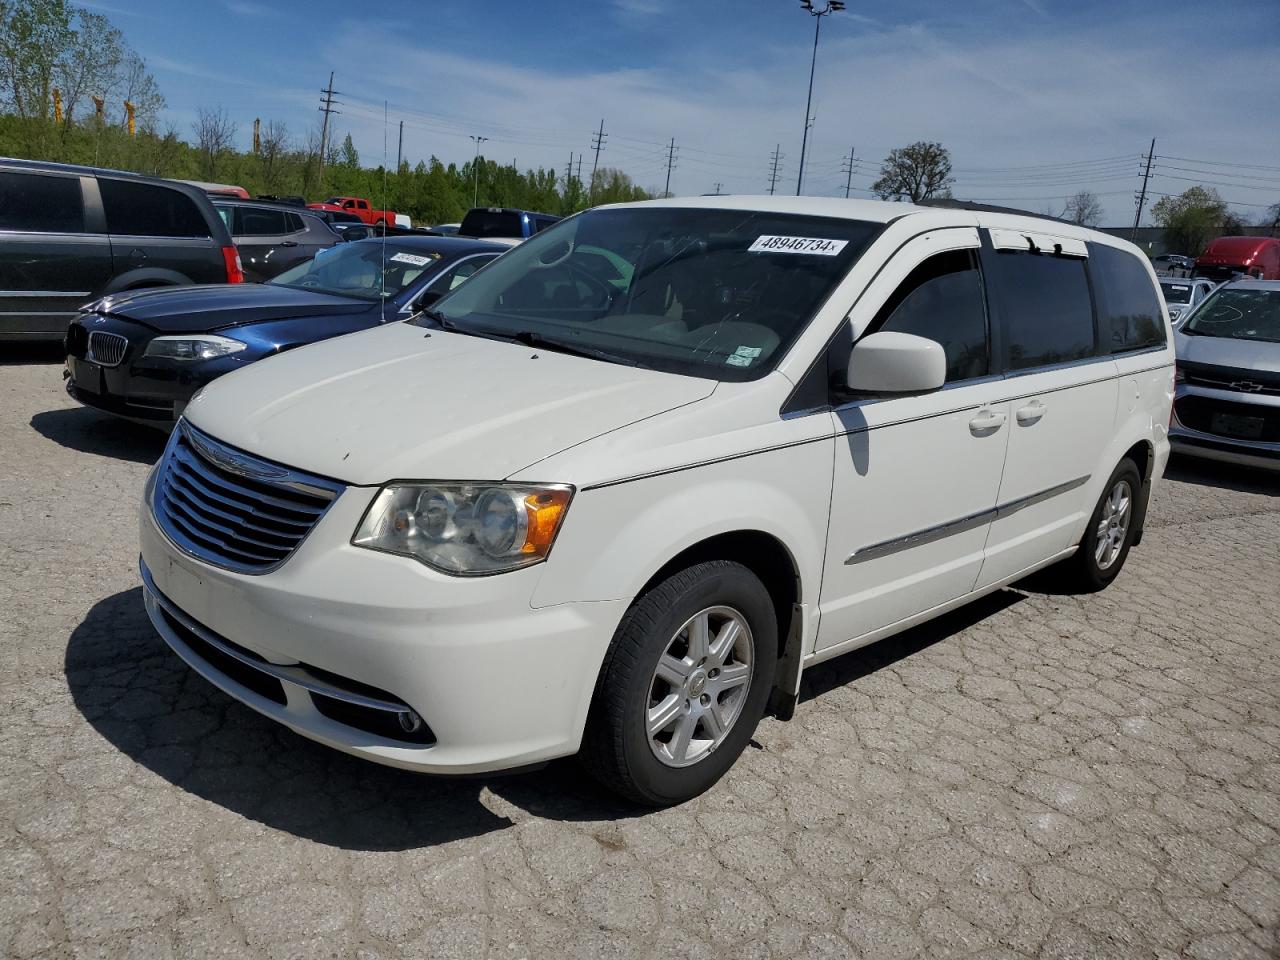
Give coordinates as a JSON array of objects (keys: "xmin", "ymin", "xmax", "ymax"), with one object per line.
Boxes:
[{"xmin": 645, "ymin": 605, "xmax": 754, "ymax": 768}]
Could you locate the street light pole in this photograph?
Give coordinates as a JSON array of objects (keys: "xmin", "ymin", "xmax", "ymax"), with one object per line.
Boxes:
[
  {"xmin": 469, "ymin": 135, "xmax": 489, "ymax": 207},
  {"xmin": 795, "ymin": 1, "xmax": 844, "ymax": 196}
]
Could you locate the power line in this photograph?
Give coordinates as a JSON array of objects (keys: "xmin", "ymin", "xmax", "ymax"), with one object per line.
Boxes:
[{"xmin": 1156, "ymin": 154, "xmax": 1280, "ymax": 174}]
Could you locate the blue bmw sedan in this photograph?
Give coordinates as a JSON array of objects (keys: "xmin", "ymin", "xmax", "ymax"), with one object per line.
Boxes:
[{"xmin": 64, "ymin": 235, "xmax": 505, "ymax": 427}]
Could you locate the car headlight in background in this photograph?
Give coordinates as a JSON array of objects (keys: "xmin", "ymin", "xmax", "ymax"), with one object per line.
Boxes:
[
  {"xmin": 143, "ymin": 335, "xmax": 247, "ymax": 361},
  {"xmin": 353, "ymin": 483, "xmax": 573, "ymax": 575}
]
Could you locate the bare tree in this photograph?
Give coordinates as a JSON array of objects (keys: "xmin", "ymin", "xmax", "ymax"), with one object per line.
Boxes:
[
  {"xmin": 1061, "ymin": 190, "xmax": 1103, "ymax": 227},
  {"xmin": 1261, "ymin": 201, "xmax": 1280, "ymax": 238},
  {"xmin": 872, "ymin": 141, "xmax": 954, "ymax": 203},
  {"xmin": 193, "ymin": 106, "xmax": 237, "ymax": 181},
  {"xmin": 121, "ymin": 52, "xmax": 164, "ymax": 128},
  {"xmin": 259, "ymin": 119, "xmax": 290, "ymax": 191}
]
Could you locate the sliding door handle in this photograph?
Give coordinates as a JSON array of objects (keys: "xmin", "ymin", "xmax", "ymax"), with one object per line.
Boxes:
[
  {"xmin": 969, "ymin": 408, "xmax": 1007, "ymax": 434},
  {"xmin": 1015, "ymin": 401, "xmax": 1046, "ymax": 425}
]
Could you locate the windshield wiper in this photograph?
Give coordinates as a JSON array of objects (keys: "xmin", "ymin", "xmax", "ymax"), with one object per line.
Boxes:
[{"xmin": 509, "ymin": 330, "xmax": 639, "ymax": 367}]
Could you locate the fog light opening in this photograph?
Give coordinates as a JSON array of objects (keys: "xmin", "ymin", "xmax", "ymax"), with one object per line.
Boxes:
[{"xmin": 397, "ymin": 709, "xmax": 425, "ymax": 734}]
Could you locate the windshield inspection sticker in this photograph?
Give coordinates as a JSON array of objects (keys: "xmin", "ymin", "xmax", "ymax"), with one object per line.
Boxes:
[
  {"xmin": 749, "ymin": 235, "xmax": 848, "ymax": 256},
  {"xmin": 725, "ymin": 346, "xmax": 762, "ymax": 368},
  {"xmin": 389, "ymin": 252, "xmax": 433, "ymax": 267}
]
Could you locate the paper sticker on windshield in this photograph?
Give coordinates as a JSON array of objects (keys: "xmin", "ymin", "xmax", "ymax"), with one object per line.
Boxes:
[
  {"xmin": 389, "ymin": 252, "xmax": 433, "ymax": 267},
  {"xmin": 749, "ymin": 235, "xmax": 848, "ymax": 256}
]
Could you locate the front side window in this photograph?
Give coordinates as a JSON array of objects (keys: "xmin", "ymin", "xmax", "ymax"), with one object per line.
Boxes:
[
  {"xmin": 869, "ymin": 249, "xmax": 989, "ymax": 382},
  {"xmin": 1183, "ymin": 288, "xmax": 1280, "ymax": 343},
  {"xmin": 100, "ymin": 180, "xmax": 210, "ymax": 238},
  {"xmin": 1090, "ymin": 243, "xmax": 1165, "ymax": 352},
  {"xmin": 269, "ymin": 242, "xmax": 442, "ymax": 301},
  {"xmin": 421, "ymin": 207, "xmax": 882, "ymax": 380},
  {"xmin": 0, "ymin": 171, "xmax": 85, "ymax": 233},
  {"xmin": 989, "ymin": 248, "xmax": 1096, "ymax": 371}
]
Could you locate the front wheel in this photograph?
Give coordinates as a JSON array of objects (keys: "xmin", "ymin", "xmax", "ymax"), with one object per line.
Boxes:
[{"xmin": 580, "ymin": 561, "xmax": 777, "ymax": 806}]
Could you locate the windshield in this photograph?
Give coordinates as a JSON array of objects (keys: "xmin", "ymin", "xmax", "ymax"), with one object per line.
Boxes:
[
  {"xmin": 1161, "ymin": 281, "xmax": 1193, "ymax": 304},
  {"xmin": 1183, "ymin": 288, "xmax": 1280, "ymax": 342},
  {"xmin": 269, "ymin": 242, "xmax": 441, "ymax": 301},
  {"xmin": 420, "ymin": 207, "xmax": 881, "ymax": 380}
]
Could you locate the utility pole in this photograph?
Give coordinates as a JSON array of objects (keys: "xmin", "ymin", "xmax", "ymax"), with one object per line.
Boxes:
[
  {"xmin": 664, "ymin": 137, "xmax": 677, "ymax": 198},
  {"xmin": 317, "ymin": 71, "xmax": 341, "ymax": 177},
  {"xmin": 841, "ymin": 145, "xmax": 856, "ymax": 198},
  {"xmin": 768, "ymin": 144, "xmax": 784, "ymax": 195},
  {"xmin": 795, "ymin": 1, "xmax": 844, "ymax": 196},
  {"xmin": 396, "ymin": 120, "xmax": 403, "ymax": 170},
  {"xmin": 588, "ymin": 119, "xmax": 607, "ymax": 204},
  {"xmin": 575, "ymin": 154, "xmax": 584, "ymax": 186},
  {"xmin": 1132, "ymin": 138, "xmax": 1155, "ymax": 241},
  {"xmin": 469, "ymin": 135, "xmax": 489, "ymax": 207},
  {"xmin": 712, "ymin": 182, "xmax": 723, "ymax": 196}
]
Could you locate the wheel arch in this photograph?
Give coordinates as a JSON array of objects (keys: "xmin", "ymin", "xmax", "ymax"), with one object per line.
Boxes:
[{"xmin": 105, "ymin": 267, "xmax": 191, "ymax": 293}]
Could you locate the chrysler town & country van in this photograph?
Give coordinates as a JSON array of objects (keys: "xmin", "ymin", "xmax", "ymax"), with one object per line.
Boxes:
[{"xmin": 138, "ymin": 197, "xmax": 1174, "ymax": 804}]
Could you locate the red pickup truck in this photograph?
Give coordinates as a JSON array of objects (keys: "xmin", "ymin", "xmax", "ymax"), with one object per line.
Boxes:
[{"xmin": 307, "ymin": 196, "xmax": 398, "ymax": 226}]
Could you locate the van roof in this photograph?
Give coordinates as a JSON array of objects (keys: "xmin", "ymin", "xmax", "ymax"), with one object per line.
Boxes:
[{"xmin": 598, "ymin": 194, "xmax": 1126, "ymax": 247}]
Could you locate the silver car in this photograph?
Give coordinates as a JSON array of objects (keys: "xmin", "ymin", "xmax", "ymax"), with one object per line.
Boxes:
[
  {"xmin": 1160, "ymin": 277, "xmax": 1216, "ymax": 326},
  {"xmin": 1172, "ymin": 280, "xmax": 1280, "ymax": 470}
]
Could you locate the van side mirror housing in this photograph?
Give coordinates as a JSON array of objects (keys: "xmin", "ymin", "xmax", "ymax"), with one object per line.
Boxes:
[{"xmin": 846, "ymin": 331, "xmax": 946, "ymax": 393}]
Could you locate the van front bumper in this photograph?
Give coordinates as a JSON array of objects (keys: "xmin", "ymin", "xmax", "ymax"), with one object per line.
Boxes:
[{"xmin": 138, "ymin": 484, "xmax": 627, "ymax": 775}]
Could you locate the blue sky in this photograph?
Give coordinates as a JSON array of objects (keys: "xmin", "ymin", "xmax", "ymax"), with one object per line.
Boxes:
[{"xmin": 88, "ymin": 0, "xmax": 1280, "ymax": 224}]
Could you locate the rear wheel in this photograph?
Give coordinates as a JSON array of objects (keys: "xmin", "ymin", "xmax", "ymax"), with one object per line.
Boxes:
[
  {"xmin": 1051, "ymin": 459, "xmax": 1143, "ymax": 592},
  {"xmin": 580, "ymin": 561, "xmax": 776, "ymax": 806}
]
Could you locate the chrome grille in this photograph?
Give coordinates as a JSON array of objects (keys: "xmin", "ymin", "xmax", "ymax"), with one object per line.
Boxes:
[
  {"xmin": 87, "ymin": 331, "xmax": 127, "ymax": 366},
  {"xmin": 152, "ymin": 422, "xmax": 344, "ymax": 574}
]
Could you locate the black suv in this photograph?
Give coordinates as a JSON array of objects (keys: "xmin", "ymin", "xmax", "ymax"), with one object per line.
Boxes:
[
  {"xmin": 0, "ymin": 158, "xmax": 238, "ymax": 341},
  {"xmin": 212, "ymin": 199, "xmax": 341, "ymax": 282}
]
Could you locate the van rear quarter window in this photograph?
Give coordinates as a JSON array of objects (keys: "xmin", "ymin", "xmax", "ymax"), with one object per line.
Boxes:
[
  {"xmin": 1089, "ymin": 243, "xmax": 1166, "ymax": 352},
  {"xmin": 100, "ymin": 179, "xmax": 210, "ymax": 238},
  {"xmin": 989, "ymin": 249, "xmax": 1096, "ymax": 371},
  {"xmin": 0, "ymin": 171, "xmax": 85, "ymax": 233}
]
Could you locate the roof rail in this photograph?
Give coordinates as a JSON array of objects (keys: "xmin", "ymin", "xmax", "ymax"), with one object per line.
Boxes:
[{"xmin": 917, "ymin": 198, "xmax": 1075, "ymax": 226}]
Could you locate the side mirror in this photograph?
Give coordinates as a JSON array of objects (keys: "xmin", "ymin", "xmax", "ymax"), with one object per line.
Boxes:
[{"xmin": 846, "ymin": 331, "xmax": 946, "ymax": 393}]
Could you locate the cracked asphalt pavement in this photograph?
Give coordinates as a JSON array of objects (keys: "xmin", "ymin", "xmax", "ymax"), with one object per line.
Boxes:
[{"xmin": 2, "ymin": 347, "xmax": 1278, "ymax": 959}]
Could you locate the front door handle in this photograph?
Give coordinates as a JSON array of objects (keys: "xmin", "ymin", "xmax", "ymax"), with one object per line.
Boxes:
[
  {"xmin": 280, "ymin": 240, "xmax": 299, "ymax": 247},
  {"xmin": 1015, "ymin": 400, "xmax": 1046, "ymax": 425},
  {"xmin": 969, "ymin": 407, "xmax": 1007, "ymax": 434}
]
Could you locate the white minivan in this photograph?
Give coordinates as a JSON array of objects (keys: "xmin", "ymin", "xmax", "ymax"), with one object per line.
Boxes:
[{"xmin": 138, "ymin": 197, "xmax": 1174, "ymax": 805}]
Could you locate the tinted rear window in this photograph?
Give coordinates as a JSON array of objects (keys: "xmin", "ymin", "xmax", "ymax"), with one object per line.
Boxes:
[
  {"xmin": 988, "ymin": 249, "xmax": 1096, "ymax": 371},
  {"xmin": 238, "ymin": 207, "xmax": 289, "ymax": 236},
  {"xmin": 460, "ymin": 211, "xmax": 524, "ymax": 238},
  {"xmin": 100, "ymin": 179, "xmax": 211, "ymax": 238},
  {"xmin": 1089, "ymin": 243, "xmax": 1166, "ymax": 352},
  {"xmin": 0, "ymin": 171, "xmax": 85, "ymax": 233}
]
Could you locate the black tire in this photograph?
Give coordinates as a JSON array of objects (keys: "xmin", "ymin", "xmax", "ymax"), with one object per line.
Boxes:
[
  {"xmin": 1051, "ymin": 459, "xmax": 1143, "ymax": 592},
  {"xmin": 580, "ymin": 560, "xmax": 777, "ymax": 806}
]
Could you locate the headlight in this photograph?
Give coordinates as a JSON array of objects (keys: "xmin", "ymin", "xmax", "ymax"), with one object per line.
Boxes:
[
  {"xmin": 352, "ymin": 483, "xmax": 573, "ymax": 575},
  {"xmin": 143, "ymin": 335, "xmax": 247, "ymax": 361}
]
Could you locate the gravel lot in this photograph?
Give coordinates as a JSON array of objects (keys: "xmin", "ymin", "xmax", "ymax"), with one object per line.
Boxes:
[{"xmin": 2, "ymin": 346, "xmax": 1278, "ymax": 960}]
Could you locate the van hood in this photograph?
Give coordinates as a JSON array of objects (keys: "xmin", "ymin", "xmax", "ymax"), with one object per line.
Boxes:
[
  {"xmin": 91, "ymin": 283, "xmax": 375, "ymax": 333},
  {"xmin": 183, "ymin": 322, "xmax": 716, "ymax": 485}
]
